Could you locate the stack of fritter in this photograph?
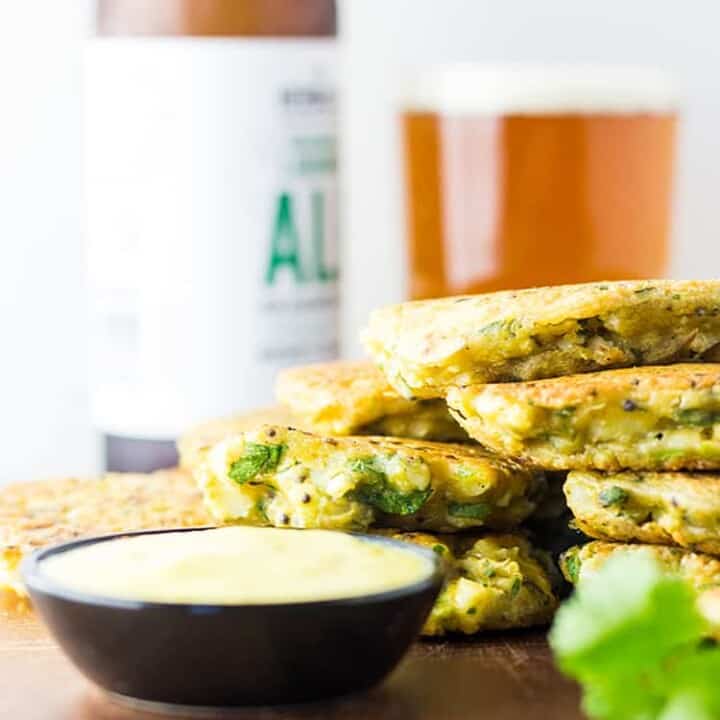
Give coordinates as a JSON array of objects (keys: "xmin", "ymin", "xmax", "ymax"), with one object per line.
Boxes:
[
  {"xmin": 364, "ymin": 279, "xmax": 720, "ymax": 602},
  {"xmin": 12, "ymin": 279, "xmax": 717, "ymax": 634},
  {"xmin": 181, "ymin": 279, "xmax": 720, "ymax": 634},
  {"xmin": 180, "ymin": 361, "xmax": 560, "ymax": 636}
]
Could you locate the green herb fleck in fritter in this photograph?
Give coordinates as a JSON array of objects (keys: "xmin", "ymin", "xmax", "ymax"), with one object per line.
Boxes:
[
  {"xmin": 564, "ymin": 553, "xmax": 581, "ymax": 584},
  {"xmin": 675, "ymin": 409, "xmax": 719, "ymax": 427},
  {"xmin": 348, "ymin": 457, "xmax": 432, "ymax": 515},
  {"xmin": 228, "ymin": 443, "xmax": 286, "ymax": 484},
  {"xmin": 598, "ymin": 486, "xmax": 630, "ymax": 508}
]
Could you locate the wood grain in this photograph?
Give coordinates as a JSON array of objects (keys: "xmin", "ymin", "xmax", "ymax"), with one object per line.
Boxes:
[{"xmin": 1, "ymin": 609, "xmax": 582, "ymax": 719}]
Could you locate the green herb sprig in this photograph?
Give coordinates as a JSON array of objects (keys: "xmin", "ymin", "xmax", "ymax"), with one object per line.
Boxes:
[{"xmin": 550, "ymin": 554, "xmax": 720, "ymax": 720}]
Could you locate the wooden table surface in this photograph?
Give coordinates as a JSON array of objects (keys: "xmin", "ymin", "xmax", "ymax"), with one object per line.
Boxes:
[{"xmin": 1, "ymin": 608, "xmax": 582, "ymax": 720}]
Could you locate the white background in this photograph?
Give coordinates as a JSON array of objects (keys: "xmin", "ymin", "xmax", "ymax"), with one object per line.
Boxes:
[{"xmin": 1, "ymin": 0, "xmax": 719, "ymax": 484}]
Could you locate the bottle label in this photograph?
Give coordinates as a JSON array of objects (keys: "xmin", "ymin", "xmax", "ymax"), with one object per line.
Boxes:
[{"xmin": 85, "ymin": 38, "xmax": 338, "ymax": 438}]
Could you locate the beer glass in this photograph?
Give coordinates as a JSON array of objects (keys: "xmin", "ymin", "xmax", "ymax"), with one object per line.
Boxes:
[{"xmin": 401, "ymin": 66, "xmax": 677, "ymax": 299}]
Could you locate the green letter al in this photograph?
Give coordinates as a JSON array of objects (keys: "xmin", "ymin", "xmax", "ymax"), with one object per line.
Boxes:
[{"xmin": 265, "ymin": 193, "xmax": 303, "ymax": 284}]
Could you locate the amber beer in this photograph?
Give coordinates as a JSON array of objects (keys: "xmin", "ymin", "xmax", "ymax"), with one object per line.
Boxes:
[{"xmin": 402, "ymin": 67, "xmax": 677, "ymax": 299}]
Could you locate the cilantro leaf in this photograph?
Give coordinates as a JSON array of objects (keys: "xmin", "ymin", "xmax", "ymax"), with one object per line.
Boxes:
[
  {"xmin": 348, "ymin": 457, "xmax": 385, "ymax": 484},
  {"xmin": 348, "ymin": 457, "xmax": 431, "ymax": 515},
  {"xmin": 228, "ymin": 443, "xmax": 286, "ymax": 485},
  {"xmin": 661, "ymin": 645, "xmax": 720, "ymax": 718},
  {"xmin": 549, "ymin": 553, "xmax": 710, "ymax": 720},
  {"xmin": 551, "ymin": 554, "xmax": 705, "ymax": 678}
]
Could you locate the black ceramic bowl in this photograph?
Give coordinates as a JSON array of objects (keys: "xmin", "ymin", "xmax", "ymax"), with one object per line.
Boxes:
[{"xmin": 22, "ymin": 527, "xmax": 443, "ymax": 709}]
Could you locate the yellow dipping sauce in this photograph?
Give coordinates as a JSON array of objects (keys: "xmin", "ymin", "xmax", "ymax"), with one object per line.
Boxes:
[{"xmin": 40, "ymin": 527, "xmax": 434, "ymax": 604}]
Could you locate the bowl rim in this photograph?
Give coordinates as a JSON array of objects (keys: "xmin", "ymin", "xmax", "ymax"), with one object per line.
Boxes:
[{"xmin": 21, "ymin": 526, "xmax": 445, "ymax": 611}]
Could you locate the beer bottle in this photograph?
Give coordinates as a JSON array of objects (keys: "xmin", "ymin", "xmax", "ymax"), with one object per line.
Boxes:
[{"xmin": 86, "ymin": 0, "xmax": 339, "ymax": 471}]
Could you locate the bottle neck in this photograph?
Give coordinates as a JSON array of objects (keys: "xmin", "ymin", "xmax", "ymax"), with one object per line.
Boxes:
[{"xmin": 95, "ymin": 0, "xmax": 336, "ymax": 37}]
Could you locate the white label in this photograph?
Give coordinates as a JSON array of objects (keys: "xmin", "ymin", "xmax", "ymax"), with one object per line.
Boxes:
[{"xmin": 85, "ymin": 38, "xmax": 338, "ymax": 438}]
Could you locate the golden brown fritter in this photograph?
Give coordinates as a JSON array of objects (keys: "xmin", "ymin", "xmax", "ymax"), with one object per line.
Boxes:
[
  {"xmin": 560, "ymin": 540, "xmax": 720, "ymax": 591},
  {"xmin": 276, "ymin": 361, "xmax": 466, "ymax": 441},
  {"xmin": 448, "ymin": 364, "xmax": 720, "ymax": 471},
  {"xmin": 565, "ymin": 470, "xmax": 720, "ymax": 555},
  {"xmin": 0, "ymin": 470, "xmax": 210, "ymax": 600},
  {"xmin": 364, "ymin": 280, "xmax": 720, "ymax": 398},
  {"xmin": 197, "ymin": 425, "xmax": 544, "ymax": 533},
  {"xmin": 381, "ymin": 531, "xmax": 558, "ymax": 635}
]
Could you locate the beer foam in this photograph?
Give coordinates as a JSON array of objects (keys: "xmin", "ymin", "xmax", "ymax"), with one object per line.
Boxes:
[{"xmin": 404, "ymin": 65, "xmax": 678, "ymax": 114}]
